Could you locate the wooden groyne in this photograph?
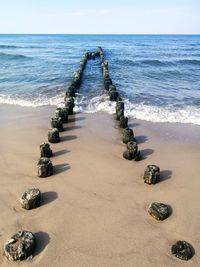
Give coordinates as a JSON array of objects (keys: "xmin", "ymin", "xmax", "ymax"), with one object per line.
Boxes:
[{"xmin": 3, "ymin": 47, "xmax": 194, "ymax": 262}]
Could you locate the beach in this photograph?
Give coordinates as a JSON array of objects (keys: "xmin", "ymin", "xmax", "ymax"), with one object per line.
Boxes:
[{"xmin": 0, "ymin": 103, "xmax": 200, "ymax": 266}]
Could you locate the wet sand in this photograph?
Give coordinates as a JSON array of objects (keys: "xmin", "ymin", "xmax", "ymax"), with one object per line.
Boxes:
[{"xmin": 0, "ymin": 104, "xmax": 200, "ymax": 267}]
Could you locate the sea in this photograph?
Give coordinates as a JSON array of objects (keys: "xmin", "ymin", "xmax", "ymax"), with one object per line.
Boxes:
[{"xmin": 0, "ymin": 34, "xmax": 200, "ymax": 125}]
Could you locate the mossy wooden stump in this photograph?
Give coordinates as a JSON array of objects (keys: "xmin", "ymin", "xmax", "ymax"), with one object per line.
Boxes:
[
  {"xmin": 123, "ymin": 141, "xmax": 141, "ymax": 161},
  {"xmin": 55, "ymin": 107, "xmax": 68, "ymax": 123},
  {"xmin": 116, "ymin": 101, "xmax": 124, "ymax": 120},
  {"xmin": 4, "ymin": 231, "xmax": 36, "ymax": 261},
  {"xmin": 51, "ymin": 117, "xmax": 63, "ymax": 132},
  {"xmin": 40, "ymin": 142, "xmax": 53, "ymax": 158},
  {"xmin": 171, "ymin": 241, "xmax": 193, "ymax": 261},
  {"xmin": 108, "ymin": 85, "xmax": 119, "ymax": 101},
  {"xmin": 65, "ymin": 97, "xmax": 75, "ymax": 115},
  {"xmin": 48, "ymin": 128, "xmax": 60, "ymax": 143},
  {"xmin": 122, "ymin": 128, "xmax": 135, "ymax": 144},
  {"xmin": 119, "ymin": 115, "xmax": 128, "ymax": 128},
  {"xmin": 144, "ymin": 165, "xmax": 160, "ymax": 184},
  {"xmin": 20, "ymin": 188, "xmax": 41, "ymax": 210},
  {"xmin": 116, "ymin": 101, "xmax": 124, "ymax": 111},
  {"xmin": 148, "ymin": 202, "xmax": 169, "ymax": 221},
  {"xmin": 37, "ymin": 157, "xmax": 53, "ymax": 177}
]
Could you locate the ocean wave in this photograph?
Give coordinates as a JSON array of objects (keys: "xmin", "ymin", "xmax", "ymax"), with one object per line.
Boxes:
[
  {"xmin": 0, "ymin": 52, "xmax": 32, "ymax": 60},
  {"xmin": 84, "ymin": 95, "xmax": 116, "ymax": 114},
  {"xmin": 1, "ymin": 94, "xmax": 200, "ymax": 125},
  {"xmin": 177, "ymin": 59, "xmax": 200, "ymax": 65},
  {"xmin": 0, "ymin": 45, "xmax": 19, "ymax": 49},
  {"xmin": 141, "ymin": 59, "xmax": 200, "ymax": 67},
  {"xmin": 140, "ymin": 59, "xmax": 164, "ymax": 66},
  {"xmin": 0, "ymin": 94, "xmax": 65, "ymax": 107},
  {"xmin": 188, "ymin": 43, "xmax": 200, "ymax": 47},
  {"xmin": 140, "ymin": 59, "xmax": 168, "ymax": 66},
  {"xmin": 79, "ymin": 95, "xmax": 200, "ymax": 126},
  {"xmin": 124, "ymin": 100, "xmax": 200, "ymax": 125},
  {"xmin": 113, "ymin": 59, "xmax": 139, "ymax": 66},
  {"xmin": 0, "ymin": 44, "xmax": 47, "ymax": 49},
  {"xmin": 114, "ymin": 59, "xmax": 174, "ymax": 67},
  {"xmin": 112, "ymin": 58, "xmax": 200, "ymax": 67},
  {"xmin": 24, "ymin": 45, "xmax": 46, "ymax": 49},
  {"xmin": 135, "ymin": 43, "xmax": 152, "ymax": 47}
]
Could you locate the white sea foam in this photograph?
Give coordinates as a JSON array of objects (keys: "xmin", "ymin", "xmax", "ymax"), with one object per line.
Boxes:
[
  {"xmin": 82, "ymin": 95, "xmax": 200, "ymax": 126},
  {"xmin": 85, "ymin": 95, "xmax": 116, "ymax": 114},
  {"xmin": 0, "ymin": 93, "xmax": 65, "ymax": 108},
  {"xmin": 124, "ymin": 100, "xmax": 200, "ymax": 125},
  {"xmin": 1, "ymin": 93, "xmax": 200, "ymax": 126}
]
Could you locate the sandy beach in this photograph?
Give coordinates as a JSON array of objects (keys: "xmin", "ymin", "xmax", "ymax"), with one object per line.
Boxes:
[{"xmin": 0, "ymin": 103, "xmax": 200, "ymax": 267}]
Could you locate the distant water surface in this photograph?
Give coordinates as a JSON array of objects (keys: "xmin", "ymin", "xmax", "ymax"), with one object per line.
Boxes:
[{"xmin": 0, "ymin": 34, "xmax": 200, "ymax": 125}]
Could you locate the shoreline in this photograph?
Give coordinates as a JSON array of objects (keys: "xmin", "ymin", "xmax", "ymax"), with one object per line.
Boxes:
[
  {"xmin": 1, "ymin": 103, "xmax": 200, "ymax": 135},
  {"xmin": 0, "ymin": 104, "xmax": 200, "ymax": 266}
]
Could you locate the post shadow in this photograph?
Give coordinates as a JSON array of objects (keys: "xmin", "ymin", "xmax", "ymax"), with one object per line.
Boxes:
[
  {"xmin": 128, "ymin": 123, "xmax": 140, "ymax": 128},
  {"xmin": 160, "ymin": 170, "xmax": 172, "ymax": 182},
  {"xmin": 54, "ymin": 163, "xmax": 70, "ymax": 174},
  {"xmin": 61, "ymin": 135, "xmax": 77, "ymax": 142},
  {"xmin": 53, "ymin": 149, "xmax": 69, "ymax": 157},
  {"xmin": 135, "ymin": 135, "xmax": 148, "ymax": 144},
  {"xmin": 190, "ymin": 244, "xmax": 196, "ymax": 259},
  {"xmin": 141, "ymin": 148, "xmax": 154, "ymax": 159},
  {"xmin": 68, "ymin": 116, "xmax": 85, "ymax": 123},
  {"xmin": 167, "ymin": 204, "xmax": 173, "ymax": 217},
  {"xmin": 63, "ymin": 125, "xmax": 82, "ymax": 131},
  {"xmin": 34, "ymin": 232, "xmax": 50, "ymax": 257},
  {"xmin": 41, "ymin": 191, "xmax": 58, "ymax": 207}
]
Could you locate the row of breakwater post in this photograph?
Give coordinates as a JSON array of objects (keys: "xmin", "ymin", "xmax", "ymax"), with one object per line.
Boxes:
[
  {"xmin": 98, "ymin": 47, "xmax": 194, "ymax": 262},
  {"xmin": 3, "ymin": 48, "xmax": 104, "ymax": 262},
  {"xmin": 3, "ymin": 47, "xmax": 194, "ymax": 262}
]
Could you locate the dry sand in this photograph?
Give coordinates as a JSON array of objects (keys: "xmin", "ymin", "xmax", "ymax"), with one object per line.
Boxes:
[{"xmin": 0, "ymin": 104, "xmax": 200, "ymax": 267}]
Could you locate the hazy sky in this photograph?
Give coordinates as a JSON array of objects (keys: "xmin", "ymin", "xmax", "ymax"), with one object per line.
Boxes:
[{"xmin": 0, "ymin": 0, "xmax": 199, "ymax": 34}]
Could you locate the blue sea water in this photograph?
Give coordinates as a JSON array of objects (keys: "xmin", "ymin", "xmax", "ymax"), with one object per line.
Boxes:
[{"xmin": 0, "ymin": 34, "xmax": 200, "ymax": 125}]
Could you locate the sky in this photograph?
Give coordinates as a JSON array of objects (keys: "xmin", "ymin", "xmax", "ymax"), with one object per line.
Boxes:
[{"xmin": 0, "ymin": 0, "xmax": 199, "ymax": 34}]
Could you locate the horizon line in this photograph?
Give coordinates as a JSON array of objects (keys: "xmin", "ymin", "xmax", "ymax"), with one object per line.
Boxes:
[{"xmin": 0, "ymin": 33, "xmax": 200, "ymax": 35}]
